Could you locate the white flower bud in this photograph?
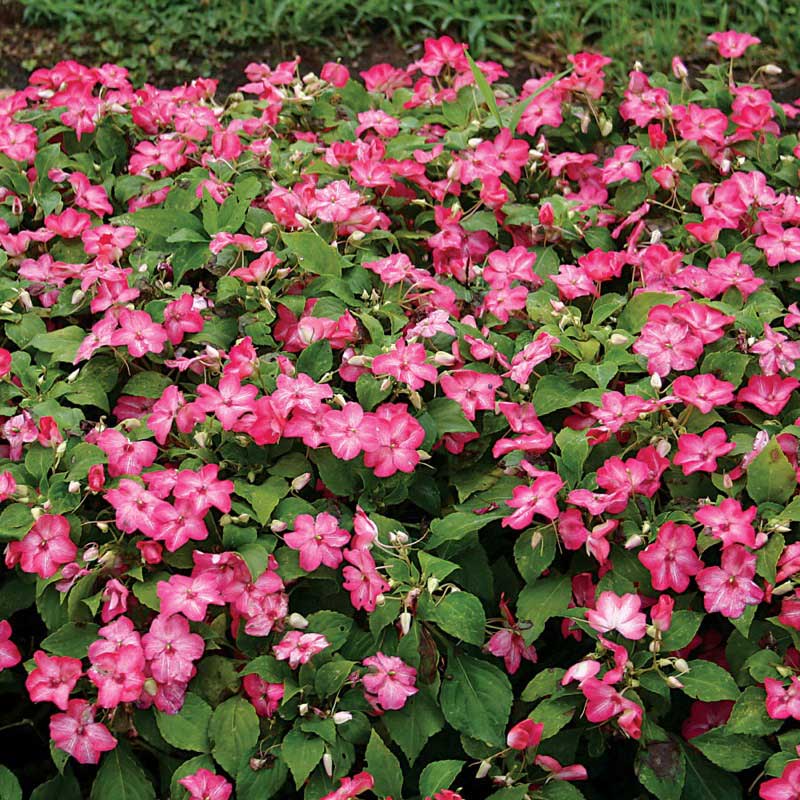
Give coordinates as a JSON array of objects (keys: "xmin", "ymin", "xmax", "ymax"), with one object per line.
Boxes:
[
  {"xmin": 333, "ymin": 711, "xmax": 352, "ymax": 724},
  {"xmin": 600, "ymin": 118, "xmax": 613, "ymax": 136},
  {"xmin": 427, "ymin": 577, "xmax": 440, "ymax": 594},
  {"xmin": 609, "ymin": 333, "xmax": 629, "ymax": 346},
  {"xmin": 763, "ymin": 64, "xmax": 782, "ymax": 75},
  {"xmin": 674, "ymin": 658, "xmax": 690, "ymax": 674},
  {"xmin": 291, "ymin": 472, "xmax": 312, "ymax": 492},
  {"xmin": 270, "ymin": 519, "xmax": 287, "ymax": 533},
  {"xmin": 624, "ymin": 535, "xmax": 643, "ymax": 550},
  {"xmin": 31, "ymin": 507, "xmax": 43, "ymax": 521},
  {"xmin": 650, "ymin": 372, "xmax": 662, "ymax": 390},
  {"xmin": 476, "ymin": 760, "xmax": 492, "ymax": 779},
  {"xmin": 773, "ymin": 581, "xmax": 796, "ymax": 596},
  {"xmin": 68, "ymin": 480, "xmax": 81, "ymax": 494},
  {"xmin": 666, "ymin": 676, "xmax": 684, "ymax": 689},
  {"xmin": 96, "ymin": 521, "xmax": 109, "ymax": 533},
  {"xmin": 529, "ymin": 530, "xmax": 543, "ymax": 550},
  {"xmin": 288, "ymin": 613, "xmax": 309, "ymax": 629},
  {"xmin": 379, "ymin": 377, "xmax": 393, "ymax": 392},
  {"xmin": 298, "ymin": 703, "xmax": 309, "ymax": 715},
  {"xmin": 389, "ymin": 530, "xmax": 409, "ymax": 545},
  {"xmin": 71, "ymin": 289, "xmax": 86, "ymax": 305},
  {"xmin": 399, "ymin": 611, "xmax": 412, "ymax": 636},
  {"xmin": 322, "ymin": 752, "xmax": 333, "ymax": 777}
]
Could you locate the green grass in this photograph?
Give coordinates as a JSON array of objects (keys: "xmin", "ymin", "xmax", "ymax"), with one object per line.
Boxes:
[{"xmin": 14, "ymin": 0, "xmax": 800, "ymax": 84}]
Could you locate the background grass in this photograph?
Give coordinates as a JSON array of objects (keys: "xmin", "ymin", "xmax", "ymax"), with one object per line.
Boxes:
[{"xmin": 5, "ymin": 0, "xmax": 800, "ymax": 87}]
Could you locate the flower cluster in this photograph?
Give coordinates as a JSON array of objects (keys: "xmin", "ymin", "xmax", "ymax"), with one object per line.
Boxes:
[{"xmin": 1, "ymin": 27, "xmax": 800, "ymax": 800}]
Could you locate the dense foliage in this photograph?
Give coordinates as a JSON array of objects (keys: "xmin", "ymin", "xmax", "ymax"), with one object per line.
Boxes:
[{"xmin": 0, "ymin": 29, "xmax": 800, "ymax": 800}]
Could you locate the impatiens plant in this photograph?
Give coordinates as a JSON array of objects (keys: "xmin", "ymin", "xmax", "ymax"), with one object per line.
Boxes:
[{"xmin": 1, "ymin": 26, "xmax": 800, "ymax": 800}]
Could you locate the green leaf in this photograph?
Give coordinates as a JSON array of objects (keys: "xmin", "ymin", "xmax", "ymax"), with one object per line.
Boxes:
[
  {"xmin": 366, "ymin": 730, "xmax": 403, "ymax": 799},
  {"xmin": 295, "ymin": 339, "xmax": 333, "ymax": 381},
  {"xmin": 384, "ymin": 689, "xmax": 445, "ymax": 764},
  {"xmin": 465, "ymin": 50, "xmax": 502, "ymax": 127},
  {"xmin": 315, "ymin": 659, "xmax": 356, "ymax": 696},
  {"xmin": 131, "ymin": 207, "xmax": 205, "ymax": 239},
  {"xmin": 514, "ymin": 529, "xmax": 556, "ymax": 583},
  {"xmin": 636, "ymin": 740, "xmax": 685, "ymax": 800},
  {"xmin": 530, "ymin": 696, "xmax": 576, "ymax": 739},
  {"xmin": 616, "ymin": 292, "xmax": 679, "ymax": 333},
  {"xmin": 41, "ymin": 623, "xmax": 100, "ymax": 658},
  {"xmin": 540, "ymin": 784, "xmax": 586, "ymax": 799},
  {"xmin": 682, "ymin": 747, "xmax": 743, "ymax": 800},
  {"xmin": 692, "ymin": 728, "xmax": 772, "ymax": 772},
  {"xmin": 0, "ymin": 765, "xmax": 22, "ymax": 800},
  {"xmin": 155, "ymin": 692, "xmax": 213, "ymax": 752},
  {"xmin": 122, "ymin": 371, "xmax": 173, "ymax": 398},
  {"xmin": 426, "ymin": 398, "xmax": 477, "ymax": 435},
  {"xmin": 90, "ymin": 742, "xmax": 156, "ymax": 800},
  {"xmin": 307, "ymin": 610, "xmax": 352, "ymax": 650},
  {"xmin": 30, "ymin": 770, "xmax": 82, "ymax": 800},
  {"xmin": 0, "ymin": 504, "xmax": 35, "ymax": 541},
  {"xmin": 234, "ymin": 476, "xmax": 290, "ymax": 525},
  {"xmin": 236, "ymin": 757, "xmax": 289, "ymax": 800},
  {"xmin": 660, "ymin": 611, "xmax": 704, "ymax": 652},
  {"xmin": 208, "ymin": 696, "xmax": 260, "ymax": 775},
  {"xmin": 726, "ymin": 687, "xmax": 782, "ymax": 735},
  {"xmin": 30, "ymin": 326, "xmax": 86, "ymax": 362},
  {"xmin": 282, "ymin": 730, "xmax": 325, "ymax": 790},
  {"xmin": 555, "ymin": 427, "xmax": 589, "ymax": 485},
  {"xmin": 516, "ymin": 574, "xmax": 572, "ymax": 641},
  {"xmin": 748, "ymin": 438, "xmax": 797, "ymax": 505},
  {"xmin": 282, "ymin": 231, "xmax": 346, "ymax": 277},
  {"xmin": 531, "ymin": 374, "xmax": 588, "ymax": 416},
  {"xmin": 757, "ymin": 532, "xmax": 785, "ymax": 584},
  {"xmin": 419, "ymin": 760, "xmax": 464, "ymax": 798},
  {"xmin": 680, "ymin": 661, "xmax": 740, "ymax": 702},
  {"xmin": 424, "ymin": 591, "xmax": 486, "ymax": 646},
  {"xmin": 427, "ymin": 510, "xmax": 504, "ymax": 548},
  {"xmin": 440, "ymin": 651, "xmax": 512, "ymax": 745}
]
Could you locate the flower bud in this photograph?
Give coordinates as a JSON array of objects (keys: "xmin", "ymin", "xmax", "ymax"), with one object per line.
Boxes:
[
  {"xmin": 650, "ymin": 372, "xmax": 662, "ymax": 390},
  {"xmin": 389, "ymin": 530, "xmax": 409, "ymax": 545},
  {"xmin": 143, "ymin": 678, "xmax": 158, "ymax": 697},
  {"xmin": 288, "ymin": 613, "xmax": 309, "ymax": 629},
  {"xmin": 674, "ymin": 658, "xmax": 690, "ymax": 674},
  {"xmin": 31, "ymin": 507, "xmax": 43, "ymax": 521},
  {"xmin": 666, "ymin": 676, "xmax": 684, "ymax": 689},
  {"xmin": 298, "ymin": 703, "xmax": 309, "ymax": 715},
  {"xmin": 599, "ymin": 117, "xmax": 613, "ymax": 136},
  {"xmin": 323, "ymin": 752, "xmax": 333, "ymax": 777},
  {"xmin": 291, "ymin": 472, "xmax": 312, "ymax": 492},
  {"xmin": 427, "ymin": 577, "xmax": 440, "ymax": 594},
  {"xmin": 609, "ymin": 333, "xmax": 629, "ymax": 346},
  {"xmin": 529, "ymin": 530, "xmax": 543, "ymax": 550},
  {"xmin": 624, "ymin": 535, "xmax": 643, "ymax": 550},
  {"xmin": 68, "ymin": 480, "xmax": 81, "ymax": 494},
  {"xmin": 476, "ymin": 760, "xmax": 492, "ymax": 779},
  {"xmin": 270, "ymin": 519, "xmax": 288, "ymax": 533},
  {"xmin": 379, "ymin": 377, "xmax": 393, "ymax": 392},
  {"xmin": 763, "ymin": 64, "xmax": 782, "ymax": 75},
  {"xmin": 773, "ymin": 581, "xmax": 796, "ymax": 596},
  {"xmin": 399, "ymin": 611, "xmax": 412, "ymax": 636}
]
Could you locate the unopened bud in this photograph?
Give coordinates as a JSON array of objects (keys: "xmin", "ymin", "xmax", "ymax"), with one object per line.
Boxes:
[
  {"xmin": 399, "ymin": 611, "xmax": 412, "ymax": 636},
  {"xmin": 270, "ymin": 519, "xmax": 288, "ymax": 533},
  {"xmin": 625, "ymin": 535, "xmax": 643, "ymax": 550},
  {"xmin": 408, "ymin": 391, "xmax": 423, "ymax": 411},
  {"xmin": 777, "ymin": 665, "xmax": 795, "ymax": 678},
  {"xmin": 96, "ymin": 521, "xmax": 109, "ymax": 533},
  {"xmin": 194, "ymin": 431, "xmax": 209, "ymax": 449},
  {"xmin": 599, "ymin": 118, "xmax": 613, "ymax": 137},
  {"xmin": 389, "ymin": 530, "xmax": 409, "ymax": 545},
  {"xmin": 143, "ymin": 678, "xmax": 158, "ymax": 697},
  {"xmin": 348, "ymin": 230, "xmax": 366, "ymax": 243},
  {"xmin": 650, "ymin": 372, "xmax": 662, "ymax": 390},
  {"xmin": 722, "ymin": 472, "xmax": 734, "ymax": 490},
  {"xmin": 530, "ymin": 530, "xmax": 543, "ymax": 550},
  {"xmin": 298, "ymin": 703, "xmax": 309, "ymax": 715},
  {"xmin": 71, "ymin": 289, "xmax": 86, "ymax": 305},
  {"xmin": 379, "ymin": 377, "xmax": 392, "ymax": 392},
  {"xmin": 332, "ymin": 711, "xmax": 352, "ymax": 724},
  {"xmin": 666, "ymin": 676, "xmax": 684, "ymax": 689},
  {"xmin": 288, "ymin": 613, "xmax": 309, "ymax": 629},
  {"xmin": 674, "ymin": 658, "xmax": 690, "ymax": 674},
  {"xmin": 773, "ymin": 581, "xmax": 796, "ymax": 596},
  {"xmin": 763, "ymin": 64, "xmax": 782, "ymax": 75},
  {"xmin": 476, "ymin": 760, "xmax": 492, "ymax": 779},
  {"xmin": 609, "ymin": 333, "xmax": 628, "ymax": 346},
  {"xmin": 427, "ymin": 577, "xmax": 440, "ymax": 594},
  {"xmin": 322, "ymin": 752, "xmax": 333, "ymax": 777},
  {"xmin": 249, "ymin": 757, "xmax": 267, "ymax": 771},
  {"xmin": 219, "ymin": 514, "xmax": 233, "ymax": 526},
  {"xmin": 291, "ymin": 472, "xmax": 312, "ymax": 492},
  {"xmin": 31, "ymin": 507, "xmax": 43, "ymax": 521},
  {"xmin": 68, "ymin": 480, "xmax": 81, "ymax": 494}
]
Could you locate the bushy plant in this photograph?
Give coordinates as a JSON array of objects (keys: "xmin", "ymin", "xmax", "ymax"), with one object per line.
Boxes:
[{"xmin": 0, "ymin": 30, "xmax": 799, "ymax": 800}]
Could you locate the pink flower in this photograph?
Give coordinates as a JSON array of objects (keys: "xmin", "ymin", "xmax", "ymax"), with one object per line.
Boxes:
[
  {"xmin": 695, "ymin": 498, "xmax": 761, "ymax": 549},
  {"xmin": 585, "ymin": 591, "xmax": 647, "ymax": 639},
  {"xmin": 761, "ymin": 759, "xmax": 800, "ymax": 800},
  {"xmin": 707, "ymin": 30, "xmax": 761, "ymax": 58},
  {"xmin": 738, "ymin": 375, "xmax": 800, "ymax": 415},
  {"xmin": 485, "ymin": 628, "xmax": 537, "ymax": 675},
  {"xmin": 163, "ymin": 294, "xmax": 204, "ymax": 345},
  {"xmin": 502, "ymin": 472, "xmax": 564, "ymax": 529},
  {"xmin": 673, "ymin": 427, "xmax": 735, "ymax": 475},
  {"xmin": 638, "ymin": 522, "xmax": 703, "ymax": 592},
  {"xmin": 157, "ymin": 573, "xmax": 223, "ymax": 621},
  {"xmin": 320, "ymin": 772, "xmax": 375, "ymax": 800},
  {"xmin": 88, "ymin": 644, "xmax": 146, "ymax": 708},
  {"xmin": 96, "ymin": 428, "xmax": 158, "ymax": 477},
  {"xmin": 179, "ymin": 769, "xmax": 233, "ymax": 800},
  {"xmin": 110, "ymin": 309, "xmax": 168, "ymax": 358},
  {"xmin": 49, "ymin": 699, "xmax": 117, "ymax": 764},
  {"xmin": 696, "ymin": 544, "xmax": 764, "ymax": 619},
  {"xmin": 580, "ymin": 677, "xmax": 642, "ymax": 738},
  {"xmin": 372, "ymin": 339, "xmax": 437, "ymax": 390},
  {"xmin": 323, "ymin": 402, "xmax": 379, "ymax": 461},
  {"xmin": 321, "ymin": 62, "xmax": 350, "ymax": 87},
  {"xmin": 142, "ymin": 614, "xmax": 204, "ymax": 684},
  {"xmin": 362, "ymin": 652, "xmax": 418, "ymax": 711},
  {"xmin": 0, "ymin": 620, "xmax": 22, "ymax": 671},
  {"xmin": 681, "ymin": 700, "xmax": 734, "ymax": 739},
  {"xmin": 671, "ymin": 374, "xmax": 735, "ymax": 414},
  {"xmin": 196, "ymin": 374, "xmax": 258, "ymax": 430},
  {"xmin": 173, "ymin": 464, "xmax": 234, "ymax": 516},
  {"xmin": 100, "ymin": 578, "xmax": 129, "ymax": 622},
  {"xmin": 764, "ymin": 677, "xmax": 800, "ymax": 720},
  {"xmin": 273, "ymin": 631, "xmax": 330, "ymax": 669},
  {"xmin": 651, "ymin": 595, "xmax": 674, "ymax": 632},
  {"xmin": 362, "ymin": 405, "xmax": 425, "ymax": 477},
  {"xmin": 242, "ymin": 674, "xmax": 284, "ymax": 717},
  {"xmin": 342, "ymin": 548, "xmax": 389, "ymax": 612},
  {"xmin": 26, "ymin": 651, "xmax": 82, "ymax": 710},
  {"xmin": 506, "ymin": 718, "xmax": 544, "ymax": 750},
  {"xmin": 284, "ymin": 512, "xmax": 350, "ymax": 572},
  {"xmin": 5, "ymin": 514, "xmax": 77, "ymax": 579},
  {"xmin": 440, "ymin": 370, "xmax": 502, "ymax": 420}
]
